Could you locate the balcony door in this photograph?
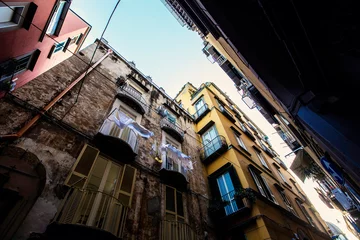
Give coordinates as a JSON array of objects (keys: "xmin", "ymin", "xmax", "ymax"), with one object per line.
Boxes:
[
  {"xmin": 162, "ymin": 134, "xmax": 183, "ymax": 174},
  {"xmin": 202, "ymin": 125, "xmax": 220, "ymax": 158},
  {"xmin": 217, "ymin": 172, "xmax": 238, "ymax": 215},
  {"xmin": 194, "ymin": 98, "xmax": 205, "ymax": 116}
]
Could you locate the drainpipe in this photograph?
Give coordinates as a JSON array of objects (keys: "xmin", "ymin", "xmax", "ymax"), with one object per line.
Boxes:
[{"xmin": 0, "ymin": 49, "xmax": 112, "ymax": 141}]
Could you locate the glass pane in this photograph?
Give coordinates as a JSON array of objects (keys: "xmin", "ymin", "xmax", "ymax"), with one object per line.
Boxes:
[
  {"xmin": 74, "ymin": 146, "xmax": 98, "ymax": 176},
  {"xmin": 103, "ymin": 163, "xmax": 121, "ymax": 195},
  {"xmin": 224, "ymin": 173, "xmax": 235, "ymax": 192},
  {"xmin": 118, "ymin": 193, "xmax": 130, "ymax": 206},
  {"xmin": 67, "ymin": 174, "xmax": 85, "ymax": 188},
  {"xmin": 86, "ymin": 157, "xmax": 107, "ymax": 191},
  {"xmin": 166, "ymin": 187, "xmax": 175, "ymax": 212},
  {"xmin": 176, "ymin": 192, "xmax": 184, "ymax": 217},
  {"xmin": 120, "ymin": 165, "xmax": 135, "ymax": 193}
]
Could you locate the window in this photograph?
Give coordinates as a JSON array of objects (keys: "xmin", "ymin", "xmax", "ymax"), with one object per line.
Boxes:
[
  {"xmin": 201, "ymin": 125, "xmax": 221, "ymax": 158},
  {"xmin": 276, "ymin": 168, "xmax": 288, "ymax": 184},
  {"xmin": 296, "ymin": 199, "xmax": 316, "ymax": 227},
  {"xmin": 167, "ymin": 111, "xmax": 176, "ymax": 124},
  {"xmin": 194, "ymin": 97, "xmax": 206, "ymax": 116},
  {"xmin": 46, "ymin": 0, "xmax": 66, "ymax": 35},
  {"xmin": 249, "ymin": 167, "xmax": 278, "ymax": 204},
  {"xmin": 69, "ymin": 34, "xmax": 80, "ymax": 46},
  {"xmin": 233, "ymin": 131, "xmax": 247, "ymax": 151},
  {"xmin": 53, "ymin": 40, "xmax": 66, "ymax": 53},
  {"xmin": 256, "ymin": 151, "xmax": 269, "ymax": 169},
  {"xmin": 278, "ymin": 188, "xmax": 297, "ymax": 216},
  {"xmin": 0, "ymin": 3, "xmax": 25, "ymax": 29},
  {"xmin": 65, "ymin": 144, "xmax": 137, "ymax": 206},
  {"xmin": 162, "ymin": 133, "xmax": 184, "ymax": 174},
  {"xmin": 165, "ymin": 186, "xmax": 184, "ymax": 222},
  {"xmin": 217, "ymin": 172, "xmax": 238, "ymax": 215}
]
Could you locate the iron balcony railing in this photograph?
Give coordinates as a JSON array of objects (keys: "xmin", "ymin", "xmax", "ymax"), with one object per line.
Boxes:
[
  {"xmin": 200, "ymin": 135, "xmax": 227, "ymax": 161},
  {"xmin": 99, "ymin": 119, "xmax": 139, "ymax": 154},
  {"xmin": 160, "ymin": 117, "xmax": 184, "ymax": 138},
  {"xmin": 192, "ymin": 103, "xmax": 209, "ymax": 121},
  {"xmin": 160, "ymin": 220, "xmax": 197, "ymax": 240},
  {"xmin": 162, "ymin": 154, "xmax": 188, "ymax": 180},
  {"xmin": 220, "ymin": 190, "xmax": 241, "ymax": 216},
  {"xmin": 54, "ymin": 188, "xmax": 128, "ymax": 238},
  {"xmin": 117, "ymin": 84, "xmax": 148, "ymax": 113}
]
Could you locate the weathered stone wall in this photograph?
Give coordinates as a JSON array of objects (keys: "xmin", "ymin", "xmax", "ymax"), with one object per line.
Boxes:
[{"xmin": 0, "ymin": 40, "xmax": 215, "ymax": 240}]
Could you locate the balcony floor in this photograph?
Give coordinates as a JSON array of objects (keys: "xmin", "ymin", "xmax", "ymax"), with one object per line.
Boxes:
[
  {"xmin": 94, "ymin": 132, "xmax": 137, "ymax": 163},
  {"xmin": 159, "ymin": 168, "xmax": 188, "ymax": 192}
]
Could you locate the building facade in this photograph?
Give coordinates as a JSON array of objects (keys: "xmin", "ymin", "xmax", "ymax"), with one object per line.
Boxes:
[
  {"xmin": 175, "ymin": 82, "xmax": 330, "ymax": 240},
  {"xmin": 0, "ymin": 0, "xmax": 91, "ymax": 93},
  {"xmin": 0, "ymin": 40, "xmax": 214, "ymax": 240},
  {"xmin": 162, "ymin": 0, "xmax": 360, "ymax": 234}
]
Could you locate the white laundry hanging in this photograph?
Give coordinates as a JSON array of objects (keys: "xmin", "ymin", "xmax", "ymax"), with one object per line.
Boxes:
[
  {"xmin": 109, "ymin": 110, "xmax": 154, "ymax": 139},
  {"xmin": 160, "ymin": 144, "xmax": 193, "ymax": 170}
]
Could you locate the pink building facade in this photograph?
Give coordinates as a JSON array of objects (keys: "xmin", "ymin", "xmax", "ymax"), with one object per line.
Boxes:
[{"xmin": 0, "ymin": 0, "xmax": 91, "ymax": 93}]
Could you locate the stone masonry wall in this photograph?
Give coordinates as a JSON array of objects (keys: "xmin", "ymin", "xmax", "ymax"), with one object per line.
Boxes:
[{"xmin": 0, "ymin": 41, "xmax": 215, "ymax": 240}]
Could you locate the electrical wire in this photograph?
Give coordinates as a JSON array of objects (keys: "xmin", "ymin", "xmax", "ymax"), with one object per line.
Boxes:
[{"xmin": 0, "ymin": 1, "xmax": 296, "ymax": 201}]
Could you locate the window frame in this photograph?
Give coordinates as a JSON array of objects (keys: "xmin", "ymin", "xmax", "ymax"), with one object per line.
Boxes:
[
  {"xmin": 278, "ymin": 188, "xmax": 298, "ymax": 216},
  {"xmin": 46, "ymin": 0, "xmax": 66, "ymax": 35},
  {"xmin": 296, "ymin": 199, "xmax": 316, "ymax": 227},
  {"xmin": 233, "ymin": 131, "xmax": 247, "ymax": 151},
  {"xmin": 276, "ymin": 168, "xmax": 288, "ymax": 184},
  {"xmin": 165, "ymin": 185, "xmax": 185, "ymax": 222},
  {"xmin": 249, "ymin": 167, "xmax": 278, "ymax": 204},
  {"xmin": 255, "ymin": 151, "xmax": 269, "ymax": 169},
  {"xmin": 0, "ymin": 2, "xmax": 30, "ymax": 32}
]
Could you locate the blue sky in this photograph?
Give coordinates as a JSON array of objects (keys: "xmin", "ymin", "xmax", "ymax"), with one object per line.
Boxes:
[{"xmin": 71, "ymin": 0, "xmax": 227, "ymax": 98}]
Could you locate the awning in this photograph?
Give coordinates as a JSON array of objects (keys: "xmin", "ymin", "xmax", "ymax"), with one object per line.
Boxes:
[{"xmin": 290, "ymin": 149, "xmax": 313, "ymax": 182}]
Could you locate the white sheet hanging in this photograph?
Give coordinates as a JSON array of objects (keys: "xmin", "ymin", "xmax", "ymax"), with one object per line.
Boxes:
[
  {"xmin": 160, "ymin": 144, "xmax": 193, "ymax": 170},
  {"xmin": 109, "ymin": 110, "xmax": 154, "ymax": 139}
]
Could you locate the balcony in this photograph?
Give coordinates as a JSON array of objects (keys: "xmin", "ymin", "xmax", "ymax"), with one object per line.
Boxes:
[
  {"xmin": 219, "ymin": 105, "xmax": 236, "ymax": 123},
  {"xmin": 200, "ymin": 135, "xmax": 228, "ymax": 164},
  {"xmin": 160, "ymin": 118, "xmax": 184, "ymax": 142},
  {"xmin": 239, "ymin": 123, "xmax": 256, "ymax": 141},
  {"xmin": 192, "ymin": 103, "xmax": 210, "ymax": 123},
  {"xmin": 159, "ymin": 154, "xmax": 188, "ymax": 191},
  {"xmin": 160, "ymin": 220, "xmax": 197, "ymax": 240},
  {"xmin": 209, "ymin": 189, "xmax": 252, "ymax": 223},
  {"xmin": 94, "ymin": 120, "xmax": 138, "ymax": 163},
  {"xmin": 117, "ymin": 85, "xmax": 148, "ymax": 114},
  {"xmin": 49, "ymin": 188, "xmax": 128, "ymax": 240}
]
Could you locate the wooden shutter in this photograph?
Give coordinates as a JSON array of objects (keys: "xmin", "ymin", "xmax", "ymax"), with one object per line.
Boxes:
[
  {"xmin": 249, "ymin": 168, "xmax": 266, "ymax": 197},
  {"xmin": 261, "ymin": 176, "xmax": 278, "ymax": 204},
  {"xmin": 118, "ymin": 165, "xmax": 137, "ymax": 207},
  {"xmin": 65, "ymin": 144, "xmax": 99, "ymax": 188}
]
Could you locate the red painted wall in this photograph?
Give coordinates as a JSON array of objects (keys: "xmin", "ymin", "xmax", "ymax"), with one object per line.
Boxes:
[{"xmin": 0, "ymin": 0, "xmax": 90, "ymax": 89}]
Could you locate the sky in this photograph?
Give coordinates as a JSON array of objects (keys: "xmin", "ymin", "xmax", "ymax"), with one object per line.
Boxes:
[{"xmin": 71, "ymin": 1, "xmax": 357, "ymax": 238}]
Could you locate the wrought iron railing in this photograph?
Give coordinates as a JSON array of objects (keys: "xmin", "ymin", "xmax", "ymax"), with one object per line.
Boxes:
[
  {"xmin": 160, "ymin": 118, "xmax": 184, "ymax": 138},
  {"xmin": 200, "ymin": 135, "xmax": 227, "ymax": 160},
  {"xmin": 162, "ymin": 154, "xmax": 188, "ymax": 180},
  {"xmin": 117, "ymin": 84, "xmax": 148, "ymax": 113},
  {"xmin": 54, "ymin": 188, "xmax": 128, "ymax": 238},
  {"xmin": 192, "ymin": 103, "xmax": 209, "ymax": 120},
  {"xmin": 99, "ymin": 119, "xmax": 138, "ymax": 153},
  {"xmin": 160, "ymin": 220, "xmax": 197, "ymax": 240}
]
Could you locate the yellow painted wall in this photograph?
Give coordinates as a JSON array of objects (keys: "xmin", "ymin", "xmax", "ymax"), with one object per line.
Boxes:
[{"xmin": 176, "ymin": 82, "xmax": 329, "ymax": 239}]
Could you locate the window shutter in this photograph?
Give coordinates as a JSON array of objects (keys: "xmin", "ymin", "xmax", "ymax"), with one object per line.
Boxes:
[
  {"xmin": 228, "ymin": 166, "xmax": 242, "ymax": 189},
  {"xmin": 65, "ymin": 144, "xmax": 99, "ymax": 188},
  {"xmin": 261, "ymin": 176, "xmax": 278, "ymax": 204},
  {"xmin": 249, "ymin": 168, "xmax": 266, "ymax": 197},
  {"xmin": 118, "ymin": 164, "xmax": 137, "ymax": 207}
]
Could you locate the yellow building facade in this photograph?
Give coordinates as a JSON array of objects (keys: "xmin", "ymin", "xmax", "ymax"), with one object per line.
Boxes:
[{"xmin": 176, "ymin": 82, "xmax": 330, "ymax": 240}]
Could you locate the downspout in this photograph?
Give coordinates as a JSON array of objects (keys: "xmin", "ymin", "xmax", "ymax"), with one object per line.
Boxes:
[{"xmin": 0, "ymin": 49, "xmax": 112, "ymax": 141}]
